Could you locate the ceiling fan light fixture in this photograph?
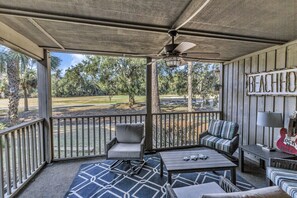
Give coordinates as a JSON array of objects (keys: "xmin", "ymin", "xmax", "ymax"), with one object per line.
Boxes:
[{"xmin": 165, "ymin": 57, "xmax": 182, "ymax": 67}]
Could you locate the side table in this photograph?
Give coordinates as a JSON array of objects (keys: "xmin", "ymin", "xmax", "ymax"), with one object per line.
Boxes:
[{"xmin": 239, "ymin": 144, "xmax": 295, "ymax": 172}]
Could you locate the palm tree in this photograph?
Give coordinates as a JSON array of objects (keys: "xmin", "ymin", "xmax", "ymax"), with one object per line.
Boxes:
[{"xmin": 0, "ymin": 48, "xmax": 28, "ymax": 124}]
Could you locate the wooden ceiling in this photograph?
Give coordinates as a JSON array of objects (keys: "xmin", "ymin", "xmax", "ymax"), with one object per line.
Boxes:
[{"xmin": 0, "ymin": 0, "xmax": 296, "ymax": 61}]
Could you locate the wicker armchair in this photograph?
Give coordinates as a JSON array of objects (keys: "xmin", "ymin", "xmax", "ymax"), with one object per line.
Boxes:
[
  {"xmin": 166, "ymin": 176, "xmax": 240, "ymax": 198},
  {"xmin": 266, "ymin": 158, "xmax": 297, "ymax": 198}
]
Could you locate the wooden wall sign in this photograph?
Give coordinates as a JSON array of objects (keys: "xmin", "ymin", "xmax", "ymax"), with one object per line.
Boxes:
[{"xmin": 246, "ymin": 68, "xmax": 297, "ymax": 96}]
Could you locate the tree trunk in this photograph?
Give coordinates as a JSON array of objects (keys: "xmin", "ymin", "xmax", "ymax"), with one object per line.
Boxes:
[
  {"xmin": 128, "ymin": 94, "xmax": 135, "ymax": 108},
  {"xmin": 151, "ymin": 62, "xmax": 160, "ymax": 113},
  {"xmin": 7, "ymin": 59, "xmax": 20, "ymax": 125},
  {"xmin": 23, "ymin": 85, "xmax": 29, "ymax": 111},
  {"xmin": 187, "ymin": 62, "xmax": 193, "ymax": 112}
]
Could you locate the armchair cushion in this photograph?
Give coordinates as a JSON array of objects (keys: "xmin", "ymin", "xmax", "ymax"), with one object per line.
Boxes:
[
  {"xmin": 266, "ymin": 167, "xmax": 297, "ymax": 198},
  {"xmin": 220, "ymin": 121, "xmax": 239, "ymax": 140},
  {"xmin": 108, "ymin": 143, "xmax": 141, "ymax": 159},
  {"xmin": 214, "ymin": 138, "xmax": 232, "ymax": 153},
  {"xmin": 202, "ymin": 186, "xmax": 290, "ymax": 198},
  {"xmin": 172, "ymin": 182, "xmax": 225, "ymax": 198},
  {"xmin": 116, "ymin": 123, "xmax": 144, "ymax": 143},
  {"xmin": 208, "ymin": 120, "xmax": 224, "ymax": 137},
  {"xmin": 200, "ymin": 135, "xmax": 220, "ymax": 148}
]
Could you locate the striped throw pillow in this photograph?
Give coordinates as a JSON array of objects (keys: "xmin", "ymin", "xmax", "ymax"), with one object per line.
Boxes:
[
  {"xmin": 220, "ymin": 121, "xmax": 239, "ymax": 140},
  {"xmin": 208, "ymin": 120, "xmax": 223, "ymax": 137}
]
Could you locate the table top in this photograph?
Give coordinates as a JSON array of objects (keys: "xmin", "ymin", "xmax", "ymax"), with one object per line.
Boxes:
[
  {"xmin": 159, "ymin": 149, "xmax": 237, "ymax": 172},
  {"xmin": 240, "ymin": 144, "xmax": 294, "ymax": 160}
]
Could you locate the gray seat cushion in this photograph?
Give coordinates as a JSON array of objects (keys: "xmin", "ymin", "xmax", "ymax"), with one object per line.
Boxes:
[
  {"xmin": 266, "ymin": 167, "xmax": 297, "ymax": 198},
  {"xmin": 116, "ymin": 123, "xmax": 144, "ymax": 143},
  {"xmin": 173, "ymin": 182, "xmax": 225, "ymax": 198},
  {"xmin": 108, "ymin": 143, "xmax": 141, "ymax": 159},
  {"xmin": 202, "ymin": 186, "xmax": 290, "ymax": 198}
]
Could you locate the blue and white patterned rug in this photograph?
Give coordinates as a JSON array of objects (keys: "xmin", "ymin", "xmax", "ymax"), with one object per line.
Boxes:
[{"xmin": 65, "ymin": 154, "xmax": 254, "ymax": 198}]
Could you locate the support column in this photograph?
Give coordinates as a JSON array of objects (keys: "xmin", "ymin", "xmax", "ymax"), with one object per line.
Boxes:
[
  {"xmin": 219, "ymin": 63, "xmax": 224, "ymax": 120},
  {"xmin": 38, "ymin": 50, "xmax": 52, "ymax": 163},
  {"xmin": 146, "ymin": 57, "xmax": 153, "ymax": 150}
]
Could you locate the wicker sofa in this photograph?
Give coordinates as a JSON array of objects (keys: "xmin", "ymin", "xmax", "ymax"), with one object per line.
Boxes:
[
  {"xmin": 199, "ymin": 120, "xmax": 239, "ymax": 157},
  {"xmin": 166, "ymin": 176, "xmax": 290, "ymax": 198},
  {"xmin": 266, "ymin": 158, "xmax": 297, "ymax": 198}
]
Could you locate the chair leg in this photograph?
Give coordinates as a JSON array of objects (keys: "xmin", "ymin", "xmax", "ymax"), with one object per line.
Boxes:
[
  {"xmin": 266, "ymin": 178, "xmax": 273, "ymax": 186},
  {"xmin": 109, "ymin": 160, "xmax": 145, "ymax": 176}
]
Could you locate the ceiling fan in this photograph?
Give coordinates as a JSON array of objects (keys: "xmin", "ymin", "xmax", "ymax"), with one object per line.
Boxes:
[{"xmin": 135, "ymin": 29, "xmax": 220, "ymax": 67}]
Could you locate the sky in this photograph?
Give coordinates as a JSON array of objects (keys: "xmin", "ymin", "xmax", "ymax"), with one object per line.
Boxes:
[{"xmin": 51, "ymin": 52, "xmax": 87, "ymax": 71}]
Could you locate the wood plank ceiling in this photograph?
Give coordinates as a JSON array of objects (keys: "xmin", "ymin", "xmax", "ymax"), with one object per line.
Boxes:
[{"xmin": 0, "ymin": 0, "xmax": 296, "ymax": 61}]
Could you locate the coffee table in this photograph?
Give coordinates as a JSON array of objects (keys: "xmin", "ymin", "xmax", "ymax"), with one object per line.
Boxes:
[{"xmin": 159, "ymin": 149, "xmax": 237, "ymax": 184}]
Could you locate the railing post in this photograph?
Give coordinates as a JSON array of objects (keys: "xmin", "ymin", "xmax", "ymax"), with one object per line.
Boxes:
[
  {"xmin": 38, "ymin": 50, "xmax": 52, "ymax": 163},
  {"xmin": 146, "ymin": 57, "xmax": 153, "ymax": 150}
]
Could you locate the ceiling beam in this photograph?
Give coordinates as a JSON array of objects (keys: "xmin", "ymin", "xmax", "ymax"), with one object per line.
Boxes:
[
  {"xmin": 28, "ymin": 18, "xmax": 65, "ymax": 50},
  {"xmin": 172, "ymin": 0, "xmax": 211, "ymax": 30},
  {"xmin": 0, "ymin": 7, "xmax": 287, "ymax": 45},
  {"xmin": 0, "ymin": 21, "xmax": 44, "ymax": 60}
]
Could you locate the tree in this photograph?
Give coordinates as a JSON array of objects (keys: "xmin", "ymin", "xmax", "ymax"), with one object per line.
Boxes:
[
  {"xmin": 0, "ymin": 49, "xmax": 21, "ymax": 124},
  {"xmin": 152, "ymin": 61, "xmax": 160, "ymax": 113},
  {"xmin": 187, "ymin": 62, "xmax": 193, "ymax": 112},
  {"xmin": 116, "ymin": 57, "xmax": 146, "ymax": 107}
]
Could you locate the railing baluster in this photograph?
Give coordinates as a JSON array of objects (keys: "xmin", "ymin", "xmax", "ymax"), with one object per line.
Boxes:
[
  {"xmin": 57, "ymin": 119, "xmax": 60, "ymax": 159},
  {"xmin": 181, "ymin": 114, "xmax": 184, "ymax": 146},
  {"xmin": 76, "ymin": 118, "xmax": 78, "ymax": 157},
  {"xmin": 22, "ymin": 128, "xmax": 27, "ymax": 180},
  {"xmin": 26, "ymin": 126, "xmax": 31, "ymax": 175},
  {"xmin": 93, "ymin": 117, "xmax": 96, "ymax": 155},
  {"xmin": 109, "ymin": 116, "xmax": 112, "ymax": 140},
  {"xmin": 34, "ymin": 123, "xmax": 38, "ymax": 169},
  {"xmin": 164, "ymin": 114, "xmax": 167, "ymax": 148},
  {"xmin": 87, "ymin": 118, "xmax": 90, "ymax": 156},
  {"xmin": 4, "ymin": 134, "xmax": 11, "ymax": 195},
  {"xmin": 17, "ymin": 129, "xmax": 22, "ymax": 184},
  {"xmin": 99, "ymin": 117, "xmax": 102, "ymax": 155},
  {"xmin": 70, "ymin": 118, "xmax": 73, "ymax": 157},
  {"xmin": 154, "ymin": 115, "xmax": 157, "ymax": 149},
  {"xmin": 168, "ymin": 114, "xmax": 171, "ymax": 146},
  {"xmin": 82, "ymin": 118, "xmax": 85, "ymax": 156},
  {"xmin": 64, "ymin": 118, "xmax": 67, "ymax": 158},
  {"xmin": 177, "ymin": 114, "xmax": 180, "ymax": 147},
  {"xmin": 0, "ymin": 136, "xmax": 4, "ymax": 198},
  {"xmin": 30, "ymin": 125, "xmax": 35, "ymax": 172},
  {"xmin": 160, "ymin": 114, "xmax": 163, "ymax": 148},
  {"xmin": 200, "ymin": 113, "xmax": 203, "ymax": 135},
  {"xmin": 103, "ymin": 117, "xmax": 106, "ymax": 153},
  {"xmin": 11, "ymin": 131, "xmax": 17, "ymax": 189},
  {"xmin": 37, "ymin": 122, "xmax": 41, "ymax": 165}
]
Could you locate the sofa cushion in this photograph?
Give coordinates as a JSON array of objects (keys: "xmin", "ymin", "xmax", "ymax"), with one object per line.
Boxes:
[
  {"xmin": 214, "ymin": 139, "xmax": 232, "ymax": 153},
  {"xmin": 200, "ymin": 135, "xmax": 220, "ymax": 148},
  {"xmin": 108, "ymin": 143, "xmax": 141, "ymax": 159},
  {"xmin": 266, "ymin": 167, "xmax": 297, "ymax": 198},
  {"xmin": 202, "ymin": 186, "xmax": 290, "ymax": 198},
  {"xmin": 173, "ymin": 182, "xmax": 225, "ymax": 198},
  {"xmin": 208, "ymin": 120, "xmax": 223, "ymax": 137},
  {"xmin": 220, "ymin": 121, "xmax": 238, "ymax": 140},
  {"xmin": 116, "ymin": 123, "xmax": 144, "ymax": 143}
]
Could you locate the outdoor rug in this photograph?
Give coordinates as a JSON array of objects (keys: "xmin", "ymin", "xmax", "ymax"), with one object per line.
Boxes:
[{"xmin": 65, "ymin": 154, "xmax": 254, "ymax": 198}]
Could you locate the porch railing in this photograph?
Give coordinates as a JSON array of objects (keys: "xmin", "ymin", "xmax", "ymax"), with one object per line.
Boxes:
[
  {"xmin": 51, "ymin": 114, "xmax": 146, "ymax": 160},
  {"xmin": 0, "ymin": 118, "xmax": 46, "ymax": 198},
  {"xmin": 152, "ymin": 111, "xmax": 221, "ymax": 150}
]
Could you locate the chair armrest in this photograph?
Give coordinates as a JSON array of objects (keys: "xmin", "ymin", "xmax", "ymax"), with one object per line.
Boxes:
[
  {"xmin": 106, "ymin": 137, "xmax": 117, "ymax": 153},
  {"xmin": 269, "ymin": 158, "xmax": 297, "ymax": 170},
  {"xmin": 219, "ymin": 176, "xmax": 241, "ymax": 193},
  {"xmin": 229, "ymin": 134, "xmax": 239, "ymax": 154},
  {"xmin": 166, "ymin": 184, "xmax": 178, "ymax": 198},
  {"xmin": 199, "ymin": 131, "xmax": 209, "ymax": 139}
]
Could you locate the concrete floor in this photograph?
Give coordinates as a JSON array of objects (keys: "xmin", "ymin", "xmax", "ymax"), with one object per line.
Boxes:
[{"xmin": 17, "ymin": 153, "xmax": 267, "ymax": 198}]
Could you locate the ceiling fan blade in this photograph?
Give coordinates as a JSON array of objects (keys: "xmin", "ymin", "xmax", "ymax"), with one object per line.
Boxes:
[
  {"xmin": 185, "ymin": 52, "xmax": 220, "ymax": 58},
  {"xmin": 173, "ymin": 42, "xmax": 196, "ymax": 53},
  {"xmin": 183, "ymin": 56, "xmax": 225, "ymax": 62},
  {"xmin": 131, "ymin": 54, "xmax": 159, "ymax": 58}
]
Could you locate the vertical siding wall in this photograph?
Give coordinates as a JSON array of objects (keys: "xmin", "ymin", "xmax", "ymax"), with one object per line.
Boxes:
[{"xmin": 223, "ymin": 41, "xmax": 297, "ymax": 147}]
